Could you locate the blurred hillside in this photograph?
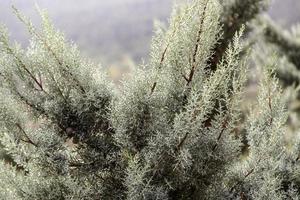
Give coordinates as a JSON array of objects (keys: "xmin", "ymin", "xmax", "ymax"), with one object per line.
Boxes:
[{"xmin": 0, "ymin": 0, "xmax": 299, "ymax": 69}]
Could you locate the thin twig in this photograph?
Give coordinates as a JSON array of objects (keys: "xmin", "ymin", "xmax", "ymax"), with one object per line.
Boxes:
[
  {"xmin": 182, "ymin": 73, "xmax": 189, "ymax": 82},
  {"xmin": 149, "ymin": 44, "xmax": 169, "ymax": 95},
  {"xmin": 150, "ymin": 82, "xmax": 157, "ymax": 95},
  {"xmin": 267, "ymin": 83, "xmax": 273, "ymax": 125},
  {"xmin": 149, "ymin": 24, "xmax": 179, "ymax": 95},
  {"xmin": 15, "ymin": 123, "xmax": 38, "ymax": 147},
  {"xmin": 37, "ymin": 34, "xmax": 86, "ymax": 94},
  {"xmin": 175, "ymin": 132, "xmax": 190, "ymax": 153},
  {"xmin": 48, "ymin": 72, "xmax": 68, "ymax": 102},
  {"xmin": 212, "ymin": 117, "xmax": 229, "ymax": 152},
  {"xmin": 230, "ymin": 158, "xmax": 261, "ymax": 193},
  {"xmin": 6, "ymin": 45, "xmax": 48, "ymax": 94}
]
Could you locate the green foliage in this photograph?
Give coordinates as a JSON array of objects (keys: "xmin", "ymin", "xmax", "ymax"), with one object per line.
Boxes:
[{"xmin": 1, "ymin": 0, "xmax": 300, "ymax": 199}]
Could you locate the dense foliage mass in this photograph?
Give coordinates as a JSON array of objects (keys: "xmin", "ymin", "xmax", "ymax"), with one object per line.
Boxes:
[{"xmin": 1, "ymin": 0, "xmax": 300, "ymax": 199}]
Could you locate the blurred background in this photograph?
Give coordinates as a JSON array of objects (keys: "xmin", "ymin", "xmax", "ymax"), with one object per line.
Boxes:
[{"xmin": 0, "ymin": 0, "xmax": 299, "ymax": 76}]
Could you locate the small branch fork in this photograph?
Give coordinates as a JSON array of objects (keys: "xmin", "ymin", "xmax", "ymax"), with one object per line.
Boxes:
[
  {"xmin": 0, "ymin": 32, "xmax": 44, "ymax": 92},
  {"xmin": 175, "ymin": 114, "xmax": 229, "ymax": 154},
  {"xmin": 212, "ymin": 116, "xmax": 229, "ymax": 152},
  {"xmin": 5, "ymin": 45, "xmax": 47, "ymax": 94},
  {"xmin": 15, "ymin": 123, "xmax": 38, "ymax": 147},
  {"xmin": 229, "ymin": 150, "xmax": 263, "ymax": 197}
]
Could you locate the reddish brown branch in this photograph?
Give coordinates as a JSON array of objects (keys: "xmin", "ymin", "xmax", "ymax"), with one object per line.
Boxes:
[
  {"xmin": 244, "ymin": 168, "xmax": 254, "ymax": 179},
  {"xmin": 185, "ymin": 0, "xmax": 209, "ymax": 86},
  {"xmin": 37, "ymin": 71, "xmax": 43, "ymax": 90},
  {"xmin": 182, "ymin": 74, "xmax": 189, "ymax": 82},
  {"xmin": 150, "ymin": 44, "xmax": 169, "ymax": 95},
  {"xmin": 150, "ymin": 82, "xmax": 157, "ymax": 95},
  {"xmin": 160, "ymin": 44, "xmax": 170, "ymax": 66}
]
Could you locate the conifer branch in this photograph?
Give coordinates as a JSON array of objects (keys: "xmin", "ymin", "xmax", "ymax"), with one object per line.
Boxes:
[
  {"xmin": 185, "ymin": 0, "xmax": 209, "ymax": 86},
  {"xmin": 2, "ymin": 42, "xmax": 47, "ymax": 94},
  {"xmin": 38, "ymin": 35, "xmax": 86, "ymax": 94},
  {"xmin": 12, "ymin": 6, "xmax": 86, "ymax": 94},
  {"xmin": 149, "ymin": 23, "xmax": 180, "ymax": 96},
  {"xmin": 0, "ymin": 1, "xmax": 296, "ymax": 199}
]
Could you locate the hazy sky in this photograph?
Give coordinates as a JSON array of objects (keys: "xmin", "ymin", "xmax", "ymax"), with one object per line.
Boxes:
[
  {"xmin": 0, "ymin": 0, "xmax": 299, "ymax": 67},
  {"xmin": 0, "ymin": 0, "xmax": 172, "ymax": 64}
]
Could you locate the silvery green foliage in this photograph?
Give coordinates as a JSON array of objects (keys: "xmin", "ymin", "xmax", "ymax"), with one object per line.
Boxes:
[
  {"xmin": 263, "ymin": 17, "xmax": 300, "ymax": 71},
  {"xmin": 0, "ymin": 0, "xmax": 300, "ymax": 199},
  {"xmin": 123, "ymin": 27, "xmax": 249, "ymax": 199},
  {"xmin": 211, "ymin": 0, "xmax": 268, "ymax": 71},
  {"xmin": 0, "ymin": 6, "xmax": 121, "ymax": 200},
  {"xmin": 256, "ymin": 16, "xmax": 300, "ymax": 130},
  {"xmin": 225, "ymin": 67, "xmax": 295, "ymax": 199},
  {"xmin": 112, "ymin": 0, "xmax": 222, "ymax": 153}
]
